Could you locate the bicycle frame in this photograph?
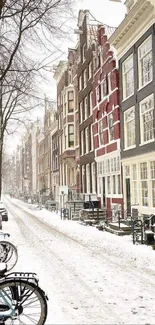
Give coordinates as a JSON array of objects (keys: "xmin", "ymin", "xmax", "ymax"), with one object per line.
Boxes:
[{"xmin": 0, "ymin": 288, "xmax": 16, "ymax": 319}]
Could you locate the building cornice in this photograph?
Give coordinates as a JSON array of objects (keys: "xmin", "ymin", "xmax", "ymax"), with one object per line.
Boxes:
[
  {"xmin": 53, "ymin": 61, "xmax": 67, "ymax": 84},
  {"xmin": 109, "ymin": 0, "xmax": 155, "ymax": 58}
]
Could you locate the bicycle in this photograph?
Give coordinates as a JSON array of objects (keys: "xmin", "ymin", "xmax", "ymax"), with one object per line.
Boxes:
[
  {"xmin": 0, "ymin": 265, "xmax": 48, "ymax": 324},
  {"xmin": 0, "ymin": 233, "xmax": 18, "ymax": 272}
]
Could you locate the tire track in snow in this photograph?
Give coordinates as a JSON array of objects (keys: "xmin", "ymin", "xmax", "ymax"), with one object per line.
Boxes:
[{"xmin": 6, "ymin": 200, "xmax": 123, "ymax": 324}]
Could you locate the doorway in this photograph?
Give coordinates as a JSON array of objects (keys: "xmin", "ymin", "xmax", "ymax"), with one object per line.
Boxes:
[
  {"xmin": 126, "ymin": 178, "xmax": 131, "ymax": 214},
  {"xmin": 102, "ymin": 177, "xmax": 106, "ymax": 207}
]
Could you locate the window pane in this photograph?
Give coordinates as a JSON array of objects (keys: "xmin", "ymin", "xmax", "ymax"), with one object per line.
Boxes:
[
  {"xmin": 124, "ymin": 107, "xmax": 135, "ymax": 148},
  {"xmin": 141, "ymin": 180, "xmax": 148, "ymax": 206},
  {"xmin": 140, "ymin": 94, "xmax": 154, "ymax": 143},
  {"xmin": 108, "ymin": 113, "xmax": 114, "ymax": 141},
  {"xmin": 123, "ymin": 55, "xmax": 134, "ymax": 99},
  {"xmin": 113, "ymin": 175, "xmax": 116, "ymax": 194},
  {"xmin": 139, "ymin": 36, "xmax": 153, "ymax": 87}
]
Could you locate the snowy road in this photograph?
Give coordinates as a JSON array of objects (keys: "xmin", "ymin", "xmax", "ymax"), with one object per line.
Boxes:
[{"xmin": 2, "ymin": 198, "xmax": 155, "ymax": 324}]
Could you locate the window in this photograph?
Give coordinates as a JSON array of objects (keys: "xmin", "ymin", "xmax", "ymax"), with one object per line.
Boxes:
[
  {"xmin": 96, "ymin": 85, "xmax": 101, "ymax": 102},
  {"xmin": 68, "ymin": 69, "xmax": 72, "ymax": 84},
  {"xmin": 64, "ymin": 126, "xmax": 67, "ymax": 150},
  {"xmin": 138, "ymin": 35, "xmax": 153, "ymax": 88},
  {"xmin": 140, "ymin": 162, "xmax": 148, "ymax": 206},
  {"xmin": 98, "ymin": 177, "xmax": 102, "ymax": 194},
  {"xmin": 79, "ymin": 102, "xmax": 83, "ymax": 123},
  {"xmin": 92, "ymin": 162, "xmax": 96, "ymax": 193},
  {"xmin": 125, "ymin": 165, "xmax": 130, "ymax": 178},
  {"xmin": 98, "ymin": 120, "xmax": 104, "ymax": 146},
  {"xmin": 63, "ymin": 94, "xmax": 67, "ymax": 116},
  {"xmin": 132, "ymin": 164, "xmax": 137, "ymax": 204},
  {"xmin": 68, "ymin": 125, "xmax": 74, "ymax": 147},
  {"xmin": 90, "ymin": 124, "xmax": 93, "ymax": 151},
  {"xmin": 86, "ymin": 164, "xmax": 90, "ymax": 193},
  {"xmin": 111, "ymin": 159, "xmax": 114, "ymax": 172},
  {"xmin": 113, "ymin": 175, "xmax": 116, "ymax": 194},
  {"xmin": 89, "ymin": 91, "xmax": 93, "ymax": 115},
  {"xmin": 88, "ymin": 61, "xmax": 92, "ymax": 79},
  {"xmin": 78, "ymin": 76, "xmax": 82, "ymax": 91},
  {"xmin": 140, "ymin": 94, "xmax": 154, "ymax": 144},
  {"xmin": 82, "ymin": 44, "xmax": 86, "ymax": 62},
  {"xmin": 108, "ymin": 113, "xmax": 114, "ymax": 141},
  {"xmin": 94, "ymin": 54, "xmax": 100, "ymax": 70},
  {"xmin": 84, "ymin": 97, "xmax": 88, "ymax": 119},
  {"xmin": 68, "ymin": 91, "xmax": 74, "ymax": 113},
  {"xmin": 117, "ymin": 175, "xmax": 121, "ymax": 194},
  {"xmin": 150, "ymin": 161, "xmax": 155, "ymax": 207},
  {"xmin": 106, "ymin": 159, "xmax": 110, "ymax": 173},
  {"xmin": 85, "ymin": 127, "xmax": 89, "ymax": 153},
  {"xmin": 117, "ymin": 156, "xmax": 120, "ymax": 172},
  {"xmin": 107, "ymin": 176, "xmax": 111, "ymax": 194},
  {"xmin": 122, "ymin": 55, "xmax": 134, "ymax": 99},
  {"xmin": 114, "ymin": 158, "xmax": 117, "ymax": 172},
  {"xmin": 81, "ymin": 165, "xmax": 85, "ymax": 193},
  {"xmin": 83, "ymin": 69, "xmax": 87, "ymax": 88},
  {"xmin": 124, "ymin": 106, "xmax": 135, "ymax": 148},
  {"xmin": 102, "ymin": 75, "xmax": 108, "ymax": 98},
  {"xmin": 81, "ymin": 131, "xmax": 84, "ymax": 155}
]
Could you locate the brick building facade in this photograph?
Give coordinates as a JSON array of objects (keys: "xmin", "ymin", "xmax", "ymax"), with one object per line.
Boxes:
[{"xmin": 92, "ymin": 25, "xmax": 123, "ymax": 220}]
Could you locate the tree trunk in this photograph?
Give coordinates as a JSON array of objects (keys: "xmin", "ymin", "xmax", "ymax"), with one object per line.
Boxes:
[{"xmin": 0, "ymin": 140, "xmax": 3, "ymax": 200}]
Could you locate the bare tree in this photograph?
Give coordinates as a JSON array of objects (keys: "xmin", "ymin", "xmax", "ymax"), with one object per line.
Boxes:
[{"xmin": 0, "ymin": 0, "xmax": 75, "ymax": 198}]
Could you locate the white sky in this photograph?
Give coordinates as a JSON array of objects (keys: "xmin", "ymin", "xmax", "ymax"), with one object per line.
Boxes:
[
  {"xmin": 76, "ymin": 0, "xmax": 126, "ymax": 27},
  {"xmin": 6, "ymin": 0, "xmax": 126, "ymax": 154},
  {"xmin": 37, "ymin": 0, "xmax": 126, "ymax": 105},
  {"xmin": 3, "ymin": 196, "xmax": 155, "ymax": 324}
]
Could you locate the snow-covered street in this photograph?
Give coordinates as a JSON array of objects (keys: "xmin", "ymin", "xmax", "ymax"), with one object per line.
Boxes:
[{"xmin": 2, "ymin": 197, "xmax": 155, "ymax": 324}]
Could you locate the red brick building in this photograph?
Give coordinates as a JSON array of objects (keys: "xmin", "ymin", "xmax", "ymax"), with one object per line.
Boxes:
[{"xmin": 92, "ymin": 25, "xmax": 123, "ymax": 221}]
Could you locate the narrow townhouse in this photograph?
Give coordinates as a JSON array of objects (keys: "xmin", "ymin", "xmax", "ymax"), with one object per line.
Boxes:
[
  {"xmin": 51, "ymin": 112, "xmax": 59, "ymax": 203},
  {"xmin": 77, "ymin": 10, "xmax": 97, "ymax": 196},
  {"xmin": 92, "ymin": 25, "xmax": 123, "ymax": 221},
  {"xmin": 109, "ymin": 0, "xmax": 155, "ymax": 219},
  {"xmin": 53, "ymin": 53, "xmax": 79, "ymax": 207},
  {"xmin": 36, "ymin": 124, "xmax": 45, "ymax": 203}
]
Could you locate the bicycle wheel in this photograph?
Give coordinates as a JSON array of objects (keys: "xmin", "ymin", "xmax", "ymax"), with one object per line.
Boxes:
[
  {"xmin": 0, "ymin": 242, "xmax": 18, "ymax": 271},
  {"xmin": 0, "ymin": 279, "xmax": 48, "ymax": 324}
]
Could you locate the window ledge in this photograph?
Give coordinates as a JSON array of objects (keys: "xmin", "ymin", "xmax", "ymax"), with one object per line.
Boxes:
[
  {"xmin": 138, "ymin": 79, "xmax": 153, "ymax": 92},
  {"xmin": 122, "ymin": 93, "xmax": 134, "ymax": 102},
  {"xmin": 124, "ymin": 145, "xmax": 136, "ymax": 151},
  {"xmin": 139, "ymin": 139, "xmax": 155, "ymax": 146}
]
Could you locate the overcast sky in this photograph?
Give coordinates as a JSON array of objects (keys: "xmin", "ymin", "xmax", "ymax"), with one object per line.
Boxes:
[
  {"xmin": 40, "ymin": 0, "xmax": 126, "ymax": 100},
  {"xmin": 6, "ymin": 0, "xmax": 126, "ymax": 154},
  {"xmin": 76, "ymin": 0, "xmax": 126, "ymax": 27}
]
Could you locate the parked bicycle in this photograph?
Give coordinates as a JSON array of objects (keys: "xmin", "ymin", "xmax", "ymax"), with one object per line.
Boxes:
[
  {"xmin": 0, "ymin": 233, "xmax": 18, "ymax": 271},
  {"xmin": 0, "ymin": 264, "xmax": 48, "ymax": 324}
]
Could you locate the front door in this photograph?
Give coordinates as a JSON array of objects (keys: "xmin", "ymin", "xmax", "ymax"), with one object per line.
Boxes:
[
  {"xmin": 126, "ymin": 178, "xmax": 131, "ymax": 214},
  {"xmin": 102, "ymin": 177, "xmax": 106, "ymax": 207}
]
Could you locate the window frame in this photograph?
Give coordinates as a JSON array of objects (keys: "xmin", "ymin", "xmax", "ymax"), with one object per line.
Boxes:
[
  {"xmin": 108, "ymin": 113, "xmax": 114, "ymax": 142},
  {"xmin": 138, "ymin": 35, "xmax": 153, "ymax": 89},
  {"xmin": 68, "ymin": 91, "xmax": 74, "ymax": 113},
  {"xmin": 68, "ymin": 124, "xmax": 74, "ymax": 148},
  {"xmin": 124, "ymin": 106, "xmax": 136, "ymax": 149},
  {"xmin": 140, "ymin": 93, "xmax": 154, "ymax": 145},
  {"xmin": 122, "ymin": 54, "xmax": 134, "ymax": 100},
  {"xmin": 98, "ymin": 120, "xmax": 104, "ymax": 146}
]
